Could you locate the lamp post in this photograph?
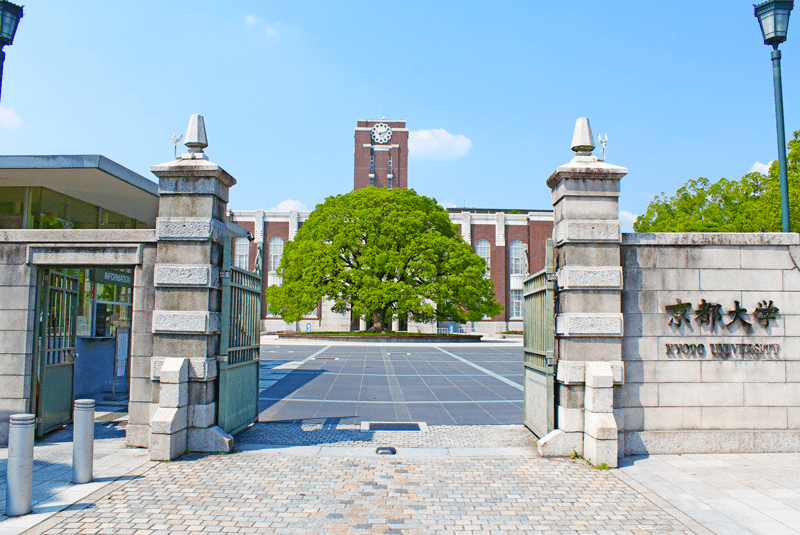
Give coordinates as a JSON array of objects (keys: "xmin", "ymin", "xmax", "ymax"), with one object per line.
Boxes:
[
  {"xmin": 755, "ymin": 0, "xmax": 794, "ymax": 232},
  {"xmin": 0, "ymin": 0, "xmax": 22, "ymax": 104}
]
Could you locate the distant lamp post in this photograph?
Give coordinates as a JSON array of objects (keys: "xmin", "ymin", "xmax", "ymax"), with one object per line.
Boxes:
[
  {"xmin": 0, "ymin": 0, "xmax": 22, "ymax": 104},
  {"xmin": 755, "ymin": 0, "xmax": 794, "ymax": 232}
]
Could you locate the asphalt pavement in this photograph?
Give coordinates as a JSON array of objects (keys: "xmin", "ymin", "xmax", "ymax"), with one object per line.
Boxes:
[{"xmin": 258, "ymin": 343, "xmax": 524, "ymax": 425}]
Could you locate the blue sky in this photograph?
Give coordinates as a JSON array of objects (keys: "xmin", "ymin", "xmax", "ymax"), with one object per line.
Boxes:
[{"xmin": 0, "ymin": 1, "xmax": 797, "ymax": 230}]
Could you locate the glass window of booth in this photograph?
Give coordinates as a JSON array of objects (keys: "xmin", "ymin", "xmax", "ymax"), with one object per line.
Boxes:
[
  {"xmin": 0, "ymin": 186, "xmax": 148, "ymax": 229},
  {"xmin": 74, "ymin": 268, "xmax": 134, "ymax": 338},
  {"xmin": 0, "ymin": 187, "xmax": 25, "ymax": 229}
]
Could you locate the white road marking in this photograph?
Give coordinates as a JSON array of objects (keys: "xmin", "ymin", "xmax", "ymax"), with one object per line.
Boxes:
[{"xmin": 434, "ymin": 347, "xmax": 523, "ymax": 391}]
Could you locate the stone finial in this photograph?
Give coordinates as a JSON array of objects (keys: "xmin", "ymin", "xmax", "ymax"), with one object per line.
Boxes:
[
  {"xmin": 184, "ymin": 114, "xmax": 208, "ymax": 157},
  {"xmin": 571, "ymin": 117, "xmax": 595, "ymax": 155}
]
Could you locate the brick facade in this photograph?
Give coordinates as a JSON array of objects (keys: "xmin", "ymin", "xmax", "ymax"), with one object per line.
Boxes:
[{"xmin": 354, "ymin": 120, "xmax": 408, "ymax": 191}]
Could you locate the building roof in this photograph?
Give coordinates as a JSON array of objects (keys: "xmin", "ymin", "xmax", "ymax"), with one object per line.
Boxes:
[{"xmin": 0, "ymin": 155, "xmax": 159, "ymax": 226}]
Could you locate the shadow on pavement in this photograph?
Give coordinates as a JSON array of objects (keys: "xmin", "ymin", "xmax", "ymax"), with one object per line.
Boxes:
[{"xmin": 234, "ymin": 418, "xmax": 375, "ymax": 446}]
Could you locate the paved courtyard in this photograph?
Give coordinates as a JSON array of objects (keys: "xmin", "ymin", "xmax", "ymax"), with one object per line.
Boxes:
[
  {"xmin": 19, "ymin": 425, "xmax": 703, "ymax": 535},
  {"xmin": 258, "ymin": 344, "xmax": 523, "ymax": 425},
  {"xmin": 3, "ymin": 341, "xmax": 800, "ymax": 534}
]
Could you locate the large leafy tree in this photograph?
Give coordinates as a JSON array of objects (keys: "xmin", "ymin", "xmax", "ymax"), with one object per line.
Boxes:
[
  {"xmin": 634, "ymin": 130, "xmax": 800, "ymax": 232},
  {"xmin": 265, "ymin": 187, "xmax": 503, "ymax": 332}
]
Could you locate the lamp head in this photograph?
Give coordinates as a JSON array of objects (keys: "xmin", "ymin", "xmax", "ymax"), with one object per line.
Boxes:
[
  {"xmin": 755, "ymin": 0, "xmax": 794, "ymax": 47},
  {"xmin": 0, "ymin": 1, "xmax": 22, "ymax": 47}
]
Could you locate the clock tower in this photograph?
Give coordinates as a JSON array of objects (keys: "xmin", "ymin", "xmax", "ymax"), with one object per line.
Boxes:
[{"xmin": 354, "ymin": 119, "xmax": 409, "ymax": 190}]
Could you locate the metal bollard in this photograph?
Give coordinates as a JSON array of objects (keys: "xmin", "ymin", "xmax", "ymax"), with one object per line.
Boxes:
[
  {"xmin": 72, "ymin": 399, "xmax": 94, "ymax": 484},
  {"xmin": 5, "ymin": 413, "xmax": 35, "ymax": 516}
]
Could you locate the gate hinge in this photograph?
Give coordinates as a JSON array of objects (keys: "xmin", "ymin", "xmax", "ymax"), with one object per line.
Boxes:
[
  {"xmin": 546, "ymin": 273, "xmax": 557, "ymax": 282},
  {"xmin": 217, "ymin": 355, "xmax": 229, "ymax": 362},
  {"xmin": 35, "ymin": 417, "xmax": 42, "ymax": 424},
  {"xmin": 220, "ymin": 271, "xmax": 231, "ymax": 279}
]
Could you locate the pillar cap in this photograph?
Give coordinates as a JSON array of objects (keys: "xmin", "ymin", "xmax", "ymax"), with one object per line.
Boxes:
[
  {"xmin": 183, "ymin": 114, "xmax": 209, "ymax": 160},
  {"xmin": 571, "ymin": 117, "xmax": 595, "ymax": 154},
  {"xmin": 546, "ymin": 160, "xmax": 628, "ymax": 189}
]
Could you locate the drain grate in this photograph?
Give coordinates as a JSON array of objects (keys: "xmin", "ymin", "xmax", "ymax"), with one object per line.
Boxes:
[{"xmin": 369, "ymin": 422, "xmax": 420, "ymax": 431}]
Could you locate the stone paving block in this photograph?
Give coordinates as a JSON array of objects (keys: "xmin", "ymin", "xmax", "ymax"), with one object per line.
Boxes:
[{"xmin": 34, "ymin": 424, "xmax": 702, "ymax": 535}]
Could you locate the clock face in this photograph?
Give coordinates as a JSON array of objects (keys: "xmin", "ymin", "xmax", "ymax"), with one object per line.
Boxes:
[{"xmin": 371, "ymin": 123, "xmax": 392, "ymax": 144}]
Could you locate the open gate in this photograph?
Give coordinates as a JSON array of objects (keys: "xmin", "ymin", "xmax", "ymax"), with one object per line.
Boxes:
[
  {"xmin": 34, "ymin": 269, "xmax": 79, "ymax": 437},
  {"xmin": 523, "ymin": 238, "xmax": 556, "ymax": 438},
  {"xmin": 217, "ymin": 236, "xmax": 261, "ymax": 434}
]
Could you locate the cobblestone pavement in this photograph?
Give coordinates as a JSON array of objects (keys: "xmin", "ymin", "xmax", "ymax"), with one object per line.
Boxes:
[{"xmin": 27, "ymin": 424, "xmax": 701, "ymax": 535}]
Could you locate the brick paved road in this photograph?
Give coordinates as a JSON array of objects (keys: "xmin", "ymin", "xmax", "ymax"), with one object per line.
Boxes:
[{"xmin": 34, "ymin": 425, "xmax": 698, "ymax": 535}]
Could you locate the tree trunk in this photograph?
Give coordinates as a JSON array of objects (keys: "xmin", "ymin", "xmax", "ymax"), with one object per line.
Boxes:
[{"xmin": 367, "ymin": 308, "xmax": 390, "ymax": 333}]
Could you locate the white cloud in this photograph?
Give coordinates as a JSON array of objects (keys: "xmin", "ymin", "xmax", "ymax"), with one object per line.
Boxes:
[
  {"xmin": 244, "ymin": 15, "xmax": 279, "ymax": 38},
  {"xmin": 409, "ymin": 128, "xmax": 472, "ymax": 159},
  {"xmin": 269, "ymin": 199, "xmax": 308, "ymax": 212},
  {"xmin": 263, "ymin": 23, "xmax": 279, "ymax": 38},
  {"xmin": 0, "ymin": 106, "xmax": 23, "ymax": 128},
  {"xmin": 751, "ymin": 161, "xmax": 773, "ymax": 174},
  {"xmin": 619, "ymin": 210, "xmax": 638, "ymax": 233},
  {"xmin": 440, "ymin": 200, "xmax": 456, "ymax": 209}
]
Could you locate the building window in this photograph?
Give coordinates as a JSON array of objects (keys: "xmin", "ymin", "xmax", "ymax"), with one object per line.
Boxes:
[
  {"xmin": 510, "ymin": 240, "xmax": 525, "ymax": 275},
  {"xmin": 511, "ymin": 289, "xmax": 523, "ymax": 318},
  {"xmin": 370, "ymin": 155, "xmax": 374, "ymax": 174},
  {"xmin": 268, "ymin": 236, "xmax": 284, "ymax": 272},
  {"xmin": 475, "ymin": 239, "xmax": 490, "ymax": 277},
  {"xmin": 234, "ymin": 237, "xmax": 250, "ymax": 269},
  {"xmin": 388, "ymin": 156, "xmax": 392, "ymax": 174},
  {"xmin": 370, "ymin": 176, "xmax": 374, "ymax": 186},
  {"xmin": 388, "ymin": 176, "xmax": 392, "ymax": 188}
]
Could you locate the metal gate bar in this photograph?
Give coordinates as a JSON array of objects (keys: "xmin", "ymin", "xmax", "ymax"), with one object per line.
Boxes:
[
  {"xmin": 218, "ymin": 236, "xmax": 261, "ymax": 434},
  {"xmin": 523, "ymin": 239, "xmax": 555, "ymax": 438},
  {"xmin": 37, "ymin": 270, "xmax": 79, "ymax": 436}
]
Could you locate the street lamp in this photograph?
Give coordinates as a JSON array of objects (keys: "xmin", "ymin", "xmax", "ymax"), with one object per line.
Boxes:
[
  {"xmin": 755, "ymin": 0, "xmax": 794, "ymax": 232},
  {"xmin": 0, "ymin": 0, "xmax": 22, "ymax": 104}
]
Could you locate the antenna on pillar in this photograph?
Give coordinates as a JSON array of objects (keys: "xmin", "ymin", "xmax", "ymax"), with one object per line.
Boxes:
[
  {"xmin": 597, "ymin": 133, "xmax": 608, "ymax": 161},
  {"xmin": 172, "ymin": 133, "xmax": 183, "ymax": 159}
]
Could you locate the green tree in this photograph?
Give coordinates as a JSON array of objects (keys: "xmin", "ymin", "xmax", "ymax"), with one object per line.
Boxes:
[
  {"xmin": 634, "ymin": 130, "xmax": 800, "ymax": 233},
  {"xmin": 265, "ymin": 187, "xmax": 503, "ymax": 332}
]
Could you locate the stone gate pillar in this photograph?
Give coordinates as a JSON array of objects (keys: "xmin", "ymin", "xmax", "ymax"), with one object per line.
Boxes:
[
  {"xmin": 538, "ymin": 118, "xmax": 628, "ymax": 467},
  {"xmin": 146, "ymin": 115, "xmax": 236, "ymax": 460}
]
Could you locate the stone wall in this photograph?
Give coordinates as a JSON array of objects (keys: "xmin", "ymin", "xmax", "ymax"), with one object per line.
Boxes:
[
  {"xmin": 0, "ymin": 241, "xmax": 36, "ymax": 444},
  {"xmin": 535, "ymin": 117, "xmax": 800, "ymax": 461},
  {"xmin": 620, "ymin": 233, "xmax": 800, "ymax": 454}
]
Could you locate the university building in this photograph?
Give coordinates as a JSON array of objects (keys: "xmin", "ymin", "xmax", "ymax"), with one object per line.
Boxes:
[{"xmin": 230, "ymin": 119, "xmax": 553, "ymax": 333}]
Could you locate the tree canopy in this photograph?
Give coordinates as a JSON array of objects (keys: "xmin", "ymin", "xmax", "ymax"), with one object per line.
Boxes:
[
  {"xmin": 265, "ymin": 187, "xmax": 503, "ymax": 332},
  {"xmin": 634, "ymin": 130, "xmax": 800, "ymax": 233}
]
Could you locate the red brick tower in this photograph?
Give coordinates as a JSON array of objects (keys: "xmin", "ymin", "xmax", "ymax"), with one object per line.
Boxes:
[{"xmin": 354, "ymin": 119, "xmax": 409, "ymax": 190}]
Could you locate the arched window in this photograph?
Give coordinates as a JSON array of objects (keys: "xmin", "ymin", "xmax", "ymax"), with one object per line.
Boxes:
[
  {"xmin": 268, "ymin": 237, "xmax": 284, "ymax": 272},
  {"xmin": 475, "ymin": 239, "xmax": 491, "ymax": 277},
  {"xmin": 510, "ymin": 240, "xmax": 525, "ymax": 275}
]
